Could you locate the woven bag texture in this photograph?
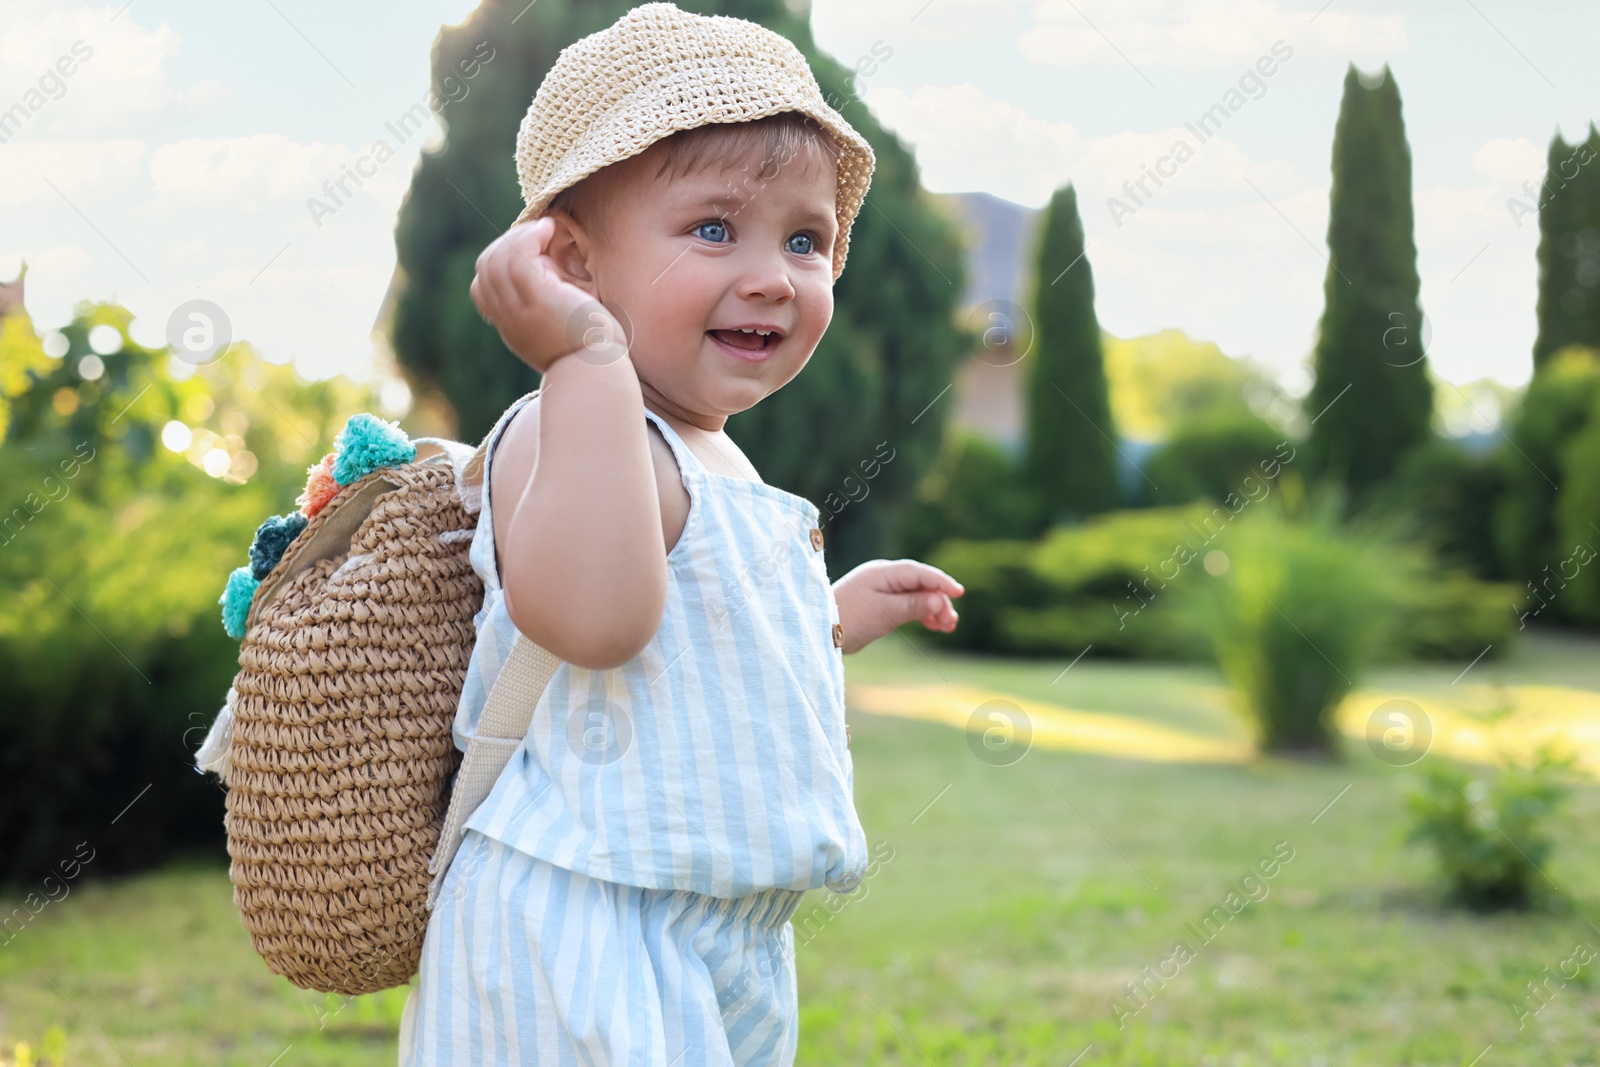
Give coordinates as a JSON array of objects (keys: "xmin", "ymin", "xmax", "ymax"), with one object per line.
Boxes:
[{"xmin": 223, "ymin": 462, "xmax": 483, "ymax": 995}]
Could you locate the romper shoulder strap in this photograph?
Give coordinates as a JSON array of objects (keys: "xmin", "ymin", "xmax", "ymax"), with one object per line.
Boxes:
[
  {"xmin": 472, "ymin": 389, "xmax": 541, "ymax": 533},
  {"xmin": 642, "ymin": 406, "xmax": 707, "ymax": 478}
]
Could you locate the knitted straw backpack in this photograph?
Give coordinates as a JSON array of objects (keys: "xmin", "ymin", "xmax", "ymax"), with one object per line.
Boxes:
[{"xmin": 195, "ymin": 399, "xmax": 560, "ymax": 996}]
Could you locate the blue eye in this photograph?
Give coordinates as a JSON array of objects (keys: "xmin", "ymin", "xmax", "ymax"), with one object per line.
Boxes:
[
  {"xmin": 695, "ymin": 220, "xmax": 729, "ymax": 243},
  {"xmin": 786, "ymin": 233, "xmax": 814, "ymax": 255}
]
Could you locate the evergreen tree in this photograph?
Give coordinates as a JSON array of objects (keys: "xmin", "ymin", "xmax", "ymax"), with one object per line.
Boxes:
[
  {"xmin": 1531, "ymin": 125, "xmax": 1600, "ymax": 371},
  {"xmin": 1304, "ymin": 64, "xmax": 1433, "ymax": 501},
  {"xmin": 1023, "ymin": 183, "xmax": 1119, "ymax": 524},
  {"xmin": 388, "ymin": 0, "xmax": 966, "ymax": 573}
]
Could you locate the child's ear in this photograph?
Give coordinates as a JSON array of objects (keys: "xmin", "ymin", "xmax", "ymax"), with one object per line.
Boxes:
[{"xmin": 542, "ymin": 210, "xmax": 599, "ymax": 295}]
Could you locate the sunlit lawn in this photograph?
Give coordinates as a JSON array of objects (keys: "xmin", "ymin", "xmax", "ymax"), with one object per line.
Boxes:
[{"xmin": 2, "ymin": 632, "xmax": 1597, "ymax": 1065}]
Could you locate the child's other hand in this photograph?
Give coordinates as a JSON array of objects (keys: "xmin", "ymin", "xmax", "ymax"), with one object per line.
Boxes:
[
  {"xmin": 470, "ymin": 217, "xmax": 625, "ymax": 373},
  {"xmin": 832, "ymin": 559, "xmax": 963, "ymax": 655}
]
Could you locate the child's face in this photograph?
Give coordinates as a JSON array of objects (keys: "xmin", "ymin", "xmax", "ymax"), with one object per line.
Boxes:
[{"xmin": 563, "ymin": 140, "xmax": 840, "ymax": 422}]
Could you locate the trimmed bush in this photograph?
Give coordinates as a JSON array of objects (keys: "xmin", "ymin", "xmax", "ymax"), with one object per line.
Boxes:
[
  {"xmin": 925, "ymin": 504, "xmax": 1265, "ymax": 659},
  {"xmin": 922, "ymin": 500, "xmax": 1516, "ymax": 666},
  {"xmin": 1391, "ymin": 568, "xmax": 1517, "ymax": 660},
  {"xmin": 1140, "ymin": 412, "xmax": 1288, "ymax": 507},
  {"xmin": 1370, "ymin": 436, "xmax": 1510, "ymax": 580},
  {"xmin": 899, "ymin": 430, "xmax": 1042, "ymax": 561},
  {"xmin": 1173, "ymin": 500, "xmax": 1414, "ymax": 754}
]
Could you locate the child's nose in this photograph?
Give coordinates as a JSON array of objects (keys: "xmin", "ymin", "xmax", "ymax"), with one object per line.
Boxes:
[{"xmin": 735, "ymin": 255, "xmax": 796, "ymax": 303}]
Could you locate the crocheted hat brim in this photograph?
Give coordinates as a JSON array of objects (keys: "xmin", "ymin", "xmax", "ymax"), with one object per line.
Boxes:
[{"xmin": 511, "ymin": 2, "xmax": 875, "ymax": 280}]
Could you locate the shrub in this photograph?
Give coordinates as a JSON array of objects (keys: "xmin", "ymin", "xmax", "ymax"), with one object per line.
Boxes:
[
  {"xmin": 1139, "ymin": 412, "xmax": 1288, "ymax": 507},
  {"xmin": 1173, "ymin": 497, "xmax": 1414, "ymax": 754},
  {"xmin": 1493, "ymin": 347, "xmax": 1600, "ymax": 590},
  {"xmin": 0, "ymin": 303, "xmax": 382, "ymax": 886},
  {"xmin": 1401, "ymin": 746, "xmax": 1573, "ymax": 910},
  {"xmin": 1554, "ymin": 384, "xmax": 1600, "ymax": 625},
  {"xmin": 915, "ymin": 537, "xmax": 1052, "ymax": 655},
  {"xmin": 899, "ymin": 430, "xmax": 1042, "ymax": 561},
  {"xmin": 921, "ymin": 499, "xmax": 1516, "ymax": 665},
  {"xmin": 923, "ymin": 505, "xmax": 1220, "ymax": 658},
  {"xmin": 1370, "ymin": 436, "xmax": 1510, "ymax": 580},
  {"xmin": 0, "ymin": 449, "xmax": 275, "ymax": 885},
  {"xmin": 1391, "ymin": 567, "xmax": 1518, "ymax": 661}
]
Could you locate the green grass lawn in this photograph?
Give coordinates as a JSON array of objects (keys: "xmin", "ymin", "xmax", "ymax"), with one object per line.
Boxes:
[{"xmin": 2, "ymin": 633, "xmax": 1597, "ymax": 1065}]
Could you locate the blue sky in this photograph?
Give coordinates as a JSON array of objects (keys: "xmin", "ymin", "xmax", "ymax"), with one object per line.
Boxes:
[{"xmin": 3, "ymin": 0, "xmax": 1597, "ymax": 407}]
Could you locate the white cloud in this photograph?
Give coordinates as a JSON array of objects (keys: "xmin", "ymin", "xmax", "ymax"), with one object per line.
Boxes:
[
  {"xmin": 0, "ymin": 137, "xmax": 149, "ymax": 207},
  {"xmin": 0, "ymin": 2, "xmax": 223, "ymax": 135},
  {"xmin": 1417, "ymin": 183, "xmax": 1503, "ymax": 235},
  {"xmin": 866, "ymin": 81, "xmax": 1304, "ymax": 211},
  {"xmin": 148, "ymin": 135, "xmax": 346, "ymax": 202},
  {"xmin": 1471, "ymin": 136, "xmax": 1545, "ymax": 188},
  {"xmin": 812, "ymin": 0, "xmax": 1028, "ymax": 47},
  {"xmin": 866, "ymin": 83, "xmax": 1086, "ymax": 205},
  {"xmin": 1082, "ymin": 128, "xmax": 1304, "ymax": 208},
  {"xmin": 1019, "ymin": 0, "xmax": 1407, "ymax": 72},
  {"xmin": 28, "ymin": 244, "xmax": 92, "ymax": 277}
]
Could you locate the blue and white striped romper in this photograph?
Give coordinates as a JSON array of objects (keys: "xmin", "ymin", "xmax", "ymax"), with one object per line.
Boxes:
[{"xmin": 399, "ymin": 392, "xmax": 869, "ymax": 1066}]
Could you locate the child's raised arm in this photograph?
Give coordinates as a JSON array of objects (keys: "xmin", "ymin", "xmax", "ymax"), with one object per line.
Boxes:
[{"xmin": 470, "ymin": 219, "xmax": 667, "ymax": 669}]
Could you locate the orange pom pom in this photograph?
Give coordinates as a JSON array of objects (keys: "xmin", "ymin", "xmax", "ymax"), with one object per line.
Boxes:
[{"xmin": 297, "ymin": 453, "xmax": 339, "ymax": 518}]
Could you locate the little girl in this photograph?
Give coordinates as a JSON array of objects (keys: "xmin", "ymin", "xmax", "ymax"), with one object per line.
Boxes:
[{"xmin": 399, "ymin": 5, "xmax": 962, "ymax": 1064}]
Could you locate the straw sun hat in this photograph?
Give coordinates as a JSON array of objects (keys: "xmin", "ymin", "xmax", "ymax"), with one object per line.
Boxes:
[{"xmin": 511, "ymin": 2, "xmax": 875, "ymax": 279}]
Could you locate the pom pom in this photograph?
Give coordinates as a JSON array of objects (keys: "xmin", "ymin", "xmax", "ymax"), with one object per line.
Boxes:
[
  {"xmin": 248, "ymin": 512, "xmax": 308, "ymax": 580},
  {"xmin": 298, "ymin": 453, "xmax": 338, "ymax": 518},
  {"xmin": 332, "ymin": 413, "xmax": 415, "ymax": 486},
  {"xmin": 220, "ymin": 566, "xmax": 259, "ymax": 639}
]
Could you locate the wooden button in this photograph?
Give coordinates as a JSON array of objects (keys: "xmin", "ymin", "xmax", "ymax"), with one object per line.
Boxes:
[
  {"xmin": 846, "ymin": 724, "xmax": 852, "ymax": 749},
  {"xmin": 810, "ymin": 527, "xmax": 824, "ymax": 551},
  {"xmin": 832, "ymin": 622, "xmax": 843, "ymax": 648}
]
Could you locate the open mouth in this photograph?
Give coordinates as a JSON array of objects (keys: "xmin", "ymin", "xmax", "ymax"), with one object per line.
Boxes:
[{"xmin": 706, "ymin": 328, "xmax": 781, "ymax": 355}]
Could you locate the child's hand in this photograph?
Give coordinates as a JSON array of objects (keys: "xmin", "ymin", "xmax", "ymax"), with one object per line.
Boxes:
[
  {"xmin": 469, "ymin": 216, "xmax": 626, "ymax": 373},
  {"xmin": 832, "ymin": 559, "xmax": 963, "ymax": 655}
]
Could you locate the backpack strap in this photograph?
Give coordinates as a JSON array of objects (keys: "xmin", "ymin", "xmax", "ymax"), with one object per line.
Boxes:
[
  {"xmin": 423, "ymin": 388, "xmax": 554, "ymax": 912},
  {"xmin": 425, "ymin": 631, "xmax": 562, "ymax": 910}
]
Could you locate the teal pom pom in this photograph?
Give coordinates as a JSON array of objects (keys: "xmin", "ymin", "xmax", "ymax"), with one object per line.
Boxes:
[
  {"xmin": 332, "ymin": 413, "xmax": 415, "ymax": 486},
  {"xmin": 220, "ymin": 566, "xmax": 260, "ymax": 639},
  {"xmin": 248, "ymin": 512, "xmax": 308, "ymax": 580}
]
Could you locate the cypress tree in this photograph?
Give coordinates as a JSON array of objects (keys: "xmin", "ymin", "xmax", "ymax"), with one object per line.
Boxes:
[
  {"xmin": 388, "ymin": 0, "xmax": 966, "ymax": 572},
  {"xmin": 1023, "ymin": 183, "xmax": 1119, "ymax": 524},
  {"xmin": 1531, "ymin": 125, "xmax": 1600, "ymax": 371},
  {"xmin": 1304, "ymin": 64, "xmax": 1433, "ymax": 501}
]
